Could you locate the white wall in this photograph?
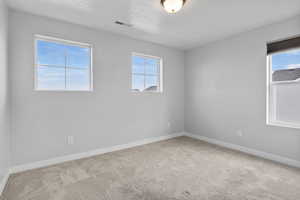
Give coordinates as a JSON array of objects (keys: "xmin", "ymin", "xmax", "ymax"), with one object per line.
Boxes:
[
  {"xmin": 185, "ymin": 15, "xmax": 300, "ymax": 162},
  {"xmin": 9, "ymin": 11, "xmax": 185, "ymax": 166},
  {"xmin": 8, "ymin": 8, "xmax": 300, "ymax": 167},
  {"xmin": 0, "ymin": 0, "xmax": 10, "ymax": 183}
]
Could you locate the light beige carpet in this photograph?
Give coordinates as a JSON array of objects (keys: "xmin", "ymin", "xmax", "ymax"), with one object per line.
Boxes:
[{"xmin": 1, "ymin": 136, "xmax": 300, "ymax": 200}]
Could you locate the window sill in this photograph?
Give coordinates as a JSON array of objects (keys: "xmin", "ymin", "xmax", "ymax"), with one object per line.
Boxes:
[
  {"xmin": 34, "ymin": 89, "xmax": 93, "ymax": 92},
  {"xmin": 131, "ymin": 90, "xmax": 163, "ymax": 94},
  {"xmin": 267, "ymin": 120, "xmax": 300, "ymax": 130}
]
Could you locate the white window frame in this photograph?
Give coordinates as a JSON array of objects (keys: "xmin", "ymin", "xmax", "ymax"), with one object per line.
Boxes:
[
  {"xmin": 34, "ymin": 34, "xmax": 93, "ymax": 92},
  {"xmin": 131, "ymin": 52, "xmax": 163, "ymax": 93},
  {"xmin": 266, "ymin": 48, "xmax": 300, "ymax": 129}
]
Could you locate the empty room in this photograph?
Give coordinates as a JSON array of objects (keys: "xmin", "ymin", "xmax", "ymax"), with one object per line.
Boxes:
[{"xmin": 1, "ymin": 0, "xmax": 300, "ymax": 199}]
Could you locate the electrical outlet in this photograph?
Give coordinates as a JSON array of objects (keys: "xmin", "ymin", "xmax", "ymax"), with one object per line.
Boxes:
[
  {"xmin": 67, "ymin": 136, "xmax": 74, "ymax": 145},
  {"xmin": 236, "ymin": 130, "xmax": 243, "ymax": 137}
]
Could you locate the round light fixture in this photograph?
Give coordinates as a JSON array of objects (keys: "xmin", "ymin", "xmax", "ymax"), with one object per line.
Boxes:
[{"xmin": 161, "ymin": 0, "xmax": 186, "ymax": 14}]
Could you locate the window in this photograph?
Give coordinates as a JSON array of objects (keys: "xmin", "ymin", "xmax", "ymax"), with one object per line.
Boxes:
[
  {"xmin": 132, "ymin": 53, "xmax": 162, "ymax": 92},
  {"xmin": 35, "ymin": 35, "xmax": 92, "ymax": 91},
  {"xmin": 267, "ymin": 36, "xmax": 300, "ymax": 128}
]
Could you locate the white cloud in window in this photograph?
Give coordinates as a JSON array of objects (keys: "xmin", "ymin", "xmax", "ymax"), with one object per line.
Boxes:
[{"xmin": 287, "ymin": 64, "xmax": 300, "ymax": 69}]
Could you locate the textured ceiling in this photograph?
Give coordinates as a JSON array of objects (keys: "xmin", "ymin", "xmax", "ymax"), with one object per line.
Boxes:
[{"xmin": 6, "ymin": 0, "xmax": 300, "ymax": 50}]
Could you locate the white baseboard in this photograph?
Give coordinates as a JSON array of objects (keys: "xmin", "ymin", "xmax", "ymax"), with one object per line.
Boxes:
[
  {"xmin": 185, "ymin": 132, "xmax": 300, "ymax": 168},
  {"xmin": 0, "ymin": 169, "xmax": 11, "ymax": 196},
  {"xmin": 10, "ymin": 132, "xmax": 184, "ymax": 174}
]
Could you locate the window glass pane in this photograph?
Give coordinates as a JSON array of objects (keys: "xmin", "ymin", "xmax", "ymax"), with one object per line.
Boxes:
[
  {"xmin": 36, "ymin": 37, "xmax": 92, "ymax": 91},
  {"xmin": 37, "ymin": 66, "xmax": 65, "ymax": 90},
  {"xmin": 272, "ymin": 49, "xmax": 300, "ymax": 81},
  {"xmin": 272, "ymin": 83, "xmax": 300, "ymax": 123},
  {"xmin": 67, "ymin": 45, "xmax": 90, "ymax": 69},
  {"xmin": 67, "ymin": 68, "xmax": 90, "ymax": 90},
  {"xmin": 145, "ymin": 75, "xmax": 158, "ymax": 91},
  {"xmin": 37, "ymin": 40, "xmax": 66, "ymax": 66},
  {"xmin": 145, "ymin": 58, "xmax": 159, "ymax": 74},
  {"xmin": 132, "ymin": 75, "xmax": 144, "ymax": 92},
  {"xmin": 131, "ymin": 54, "xmax": 161, "ymax": 92},
  {"xmin": 272, "ymin": 49, "xmax": 300, "ymax": 71},
  {"xmin": 132, "ymin": 55, "xmax": 145, "ymax": 74}
]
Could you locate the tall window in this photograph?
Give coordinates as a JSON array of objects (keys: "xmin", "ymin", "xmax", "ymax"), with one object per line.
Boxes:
[
  {"xmin": 267, "ymin": 36, "xmax": 300, "ymax": 128},
  {"xmin": 132, "ymin": 53, "xmax": 162, "ymax": 92},
  {"xmin": 35, "ymin": 35, "xmax": 92, "ymax": 91}
]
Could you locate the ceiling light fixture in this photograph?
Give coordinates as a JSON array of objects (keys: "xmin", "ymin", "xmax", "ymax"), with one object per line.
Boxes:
[{"xmin": 161, "ymin": 0, "xmax": 186, "ymax": 14}]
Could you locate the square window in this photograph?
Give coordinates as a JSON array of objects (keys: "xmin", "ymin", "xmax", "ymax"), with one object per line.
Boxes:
[
  {"xmin": 35, "ymin": 35, "xmax": 92, "ymax": 91},
  {"xmin": 131, "ymin": 53, "xmax": 162, "ymax": 92}
]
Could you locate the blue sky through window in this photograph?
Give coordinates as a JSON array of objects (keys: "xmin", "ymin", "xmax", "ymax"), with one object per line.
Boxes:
[
  {"xmin": 132, "ymin": 55, "xmax": 160, "ymax": 92},
  {"xmin": 272, "ymin": 49, "xmax": 300, "ymax": 71},
  {"xmin": 36, "ymin": 39, "xmax": 91, "ymax": 90}
]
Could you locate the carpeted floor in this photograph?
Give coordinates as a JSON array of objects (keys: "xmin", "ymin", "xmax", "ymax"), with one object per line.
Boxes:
[{"xmin": 1, "ymin": 136, "xmax": 300, "ymax": 200}]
